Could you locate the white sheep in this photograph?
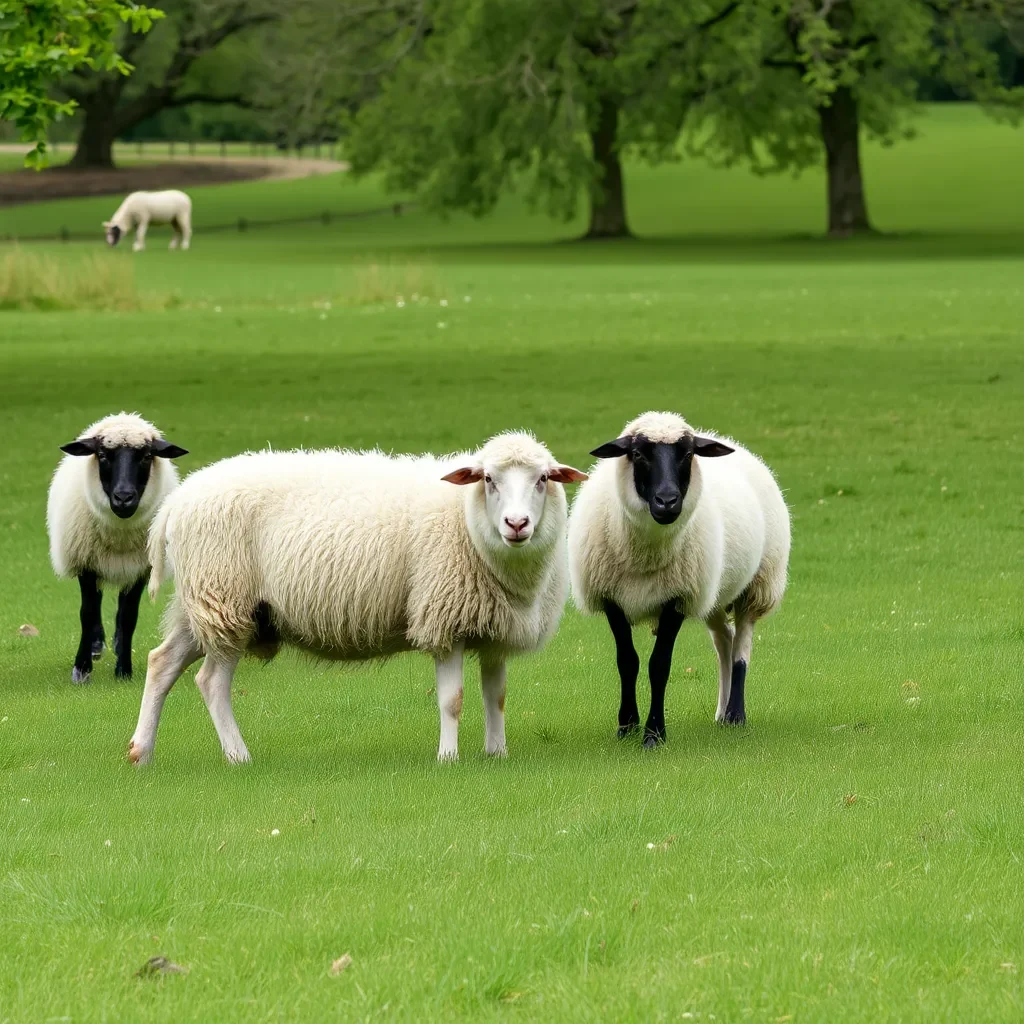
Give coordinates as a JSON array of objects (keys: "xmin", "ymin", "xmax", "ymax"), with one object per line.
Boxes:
[
  {"xmin": 567, "ymin": 411, "xmax": 790, "ymax": 746},
  {"xmin": 47, "ymin": 412, "xmax": 188, "ymax": 683},
  {"xmin": 128, "ymin": 432, "xmax": 587, "ymax": 765},
  {"xmin": 103, "ymin": 190, "xmax": 192, "ymax": 251}
]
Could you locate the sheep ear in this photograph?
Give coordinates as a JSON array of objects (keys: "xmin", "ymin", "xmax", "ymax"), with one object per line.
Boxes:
[
  {"xmin": 694, "ymin": 436, "xmax": 734, "ymax": 458},
  {"xmin": 548, "ymin": 465, "xmax": 588, "ymax": 484},
  {"xmin": 590, "ymin": 437, "xmax": 632, "ymax": 459},
  {"xmin": 441, "ymin": 466, "xmax": 484, "ymax": 485},
  {"xmin": 151, "ymin": 438, "xmax": 189, "ymax": 459},
  {"xmin": 102, "ymin": 221, "xmax": 111, "ymax": 227},
  {"xmin": 61, "ymin": 439, "xmax": 99, "ymax": 456}
]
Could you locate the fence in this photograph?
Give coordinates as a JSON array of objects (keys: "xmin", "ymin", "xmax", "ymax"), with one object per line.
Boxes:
[
  {"xmin": 21, "ymin": 139, "xmax": 344, "ymax": 162},
  {"xmin": 3, "ymin": 202, "xmax": 413, "ymax": 245}
]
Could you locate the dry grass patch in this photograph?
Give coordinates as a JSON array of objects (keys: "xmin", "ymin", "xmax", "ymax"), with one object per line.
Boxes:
[
  {"xmin": 343, "ymin": 260, "xmax": 446, "ymax": 306},
  {"xmin": 0, "ymin": 249, "xmax": 178, "ymax": 312}
]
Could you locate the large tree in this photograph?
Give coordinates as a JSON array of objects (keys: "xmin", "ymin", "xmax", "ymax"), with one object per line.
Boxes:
[
  {"xmin": 691, "ymin": 0, "xmax": 1024, "ymax": 237},
  {"xmin": 0, "ymin": 0, "xmax": 162, "ymax": 167},
  {"xmin": 341, "ymin": 0, "xmax": 752, "ymax": 239},
  {"xmin": 57, "ymin": 0, "xmax": 278, "ymax": 169}
]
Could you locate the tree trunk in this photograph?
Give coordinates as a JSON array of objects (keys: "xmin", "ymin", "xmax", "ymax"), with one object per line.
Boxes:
[
  {"xmin": 69, "ymin": 102, "xmax": 119, "ymax": 170},
  {"xmin": 585, "ymin": 96, "xmax": 631, "ymax": 239},
  {"xmin": 818, "ymin": 85, "xmax": 873, "ymax": 238}
]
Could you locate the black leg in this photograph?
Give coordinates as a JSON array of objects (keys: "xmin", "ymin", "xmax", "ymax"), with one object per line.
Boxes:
[
  {"xmin": 73, "ymin": 571, "xmax": 103, "ymax": 683},
  {"xmin": 114, "ymin": 574, "xmax": 148, "ymax": 679},
  {"xmin": 725, "ymin": 659, "xmax": 747, "ymax": 725},
  {"xmin": 643, "ymin": 600, "xmax": 685, "ymax": 749},
  {"xmin": 604, "ymin": 601, "xmax": 640, "ymax": 737}
]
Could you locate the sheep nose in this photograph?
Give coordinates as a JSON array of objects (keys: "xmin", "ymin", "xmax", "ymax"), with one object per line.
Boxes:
[
  {"xmin": 652, "ymin": 492, "xmax": 681, "ymax": 514},
  {"xmin": 504, "ymin": 516, "xmax": 530, "ymax": 534},
  {"xmin": 112, "ymin": 489, "xmax": 137, "ymax": 507}
]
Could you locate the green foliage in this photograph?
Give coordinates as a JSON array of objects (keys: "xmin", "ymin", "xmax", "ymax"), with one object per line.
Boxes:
[
  {"xmin": 0, "ymin": 0, "xmax": 163, "ymax": 167},
  {"xmin": 690, "ymin": 0, "xmax": 1024, "ymax": 177},
  {"xmin": 343, "ymin": 0, "xmax": 750, "ymax": 232}
]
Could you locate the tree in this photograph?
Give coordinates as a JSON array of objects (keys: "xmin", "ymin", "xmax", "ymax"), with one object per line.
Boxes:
[
  {"xmin": 692, "ymin": 0, "xmax": 1024, "ymax": 237},
  {"xmin": 0, "ymin": 0, "xmax": 162, "ymax": 167},
  {"xmin": 342, "ymin": 0, "xmax": 751, "ymax": 239},
  {"xmin": 57, "ymin": 0, "xmax": 278, "ymax": 169}
]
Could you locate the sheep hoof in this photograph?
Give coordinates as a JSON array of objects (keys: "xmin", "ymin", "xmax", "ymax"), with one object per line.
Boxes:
[
  {"xmin": 71, "ymin": 666, "xmax": 91, "ymax": 684},
  {"xmin": 127, "ymin": 740, "xmax": 150, "ymax": 764},
  {"xmin": 642, "ymin": 731, "xmax": 665, "ymax": 750},
  {"xmin": 224, "ymin": 748, "xmax": 251, "ymax": 765},
  {"xmin": 91, "ymin": 639, "xmax": 105, "ymax": 660},
  {"xmin": 437, "ymin": 749, "xmax": 459, "ymax": 763},
  {"xmin": 114, "ymin": 663, "xmax": 133, "ymax": 680},
  {"xmin": 616, "ymin": 723, "xmax": 639, "ymax": 739},
  {"xmin": 723, "ymin": 712, "xmax": 746, "ymax": 726}
]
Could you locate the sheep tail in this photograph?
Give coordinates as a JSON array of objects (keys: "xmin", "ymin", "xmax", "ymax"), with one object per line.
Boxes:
[{"xmin": 147, "ymin": 501, "xmax": 172, "ymax": 601}]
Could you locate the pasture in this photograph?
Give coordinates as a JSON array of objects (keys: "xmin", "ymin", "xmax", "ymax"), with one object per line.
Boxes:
[{"xmin": 1, "ymin": 105, "xmax": 1022, "ymax": 1021}]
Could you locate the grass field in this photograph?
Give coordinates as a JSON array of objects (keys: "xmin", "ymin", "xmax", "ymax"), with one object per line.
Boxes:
[{"xmin": 1, "ymin": 104, "xmax": 1023, "ymax": 1022}]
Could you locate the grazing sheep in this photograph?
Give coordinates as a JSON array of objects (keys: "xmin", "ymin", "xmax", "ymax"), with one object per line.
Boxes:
[
  {"xmin": 128, "ymin": 432, "xmax": 587, "ymax": 765},
  {"xmin": 47, "ymin": 413, "xmax": 188, "ymax": 683},
  {"xmin": 568, "ymin": 411, "xmax": 790, "ymax": 747},
  {"xmin": 103, "ymin": 190, "xmax": 192, "ymax": 252}
]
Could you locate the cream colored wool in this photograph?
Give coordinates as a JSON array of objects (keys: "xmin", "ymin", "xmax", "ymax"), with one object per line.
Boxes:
[
  {"xmin": 47, "ymin": 412, "xmax": 180, "ymax": 587},
  {"xmin": 149, "ymin": 432, "xmax": 571, "ymax": 660},
  {"xmin": 105, "ymin": 190, "xmax": 192, "ymax": 251},
  {"xmin": 568, "ymin": 411, "xmax": 790, "ymax": 624}
]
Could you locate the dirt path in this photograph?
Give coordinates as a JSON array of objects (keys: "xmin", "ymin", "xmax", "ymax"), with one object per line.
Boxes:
[{"xmin": 0, "ymin": 146, "xmax": 348, "ymax": 206}]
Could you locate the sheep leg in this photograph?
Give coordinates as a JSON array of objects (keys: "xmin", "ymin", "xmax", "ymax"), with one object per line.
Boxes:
[
  {"xmin": 179, "ymin": 212, "xmax": 192, "ymax": 250},
  {"xmin": 168, "ymin": 219, "xmax": 180, "ymax": 250},
  {"xmin": 113, "ymin": 573, "xmax": 148, "ymax": 679},
  {"xmin": 132, "ymin": 217, "xmax": 149, "ymax": 252},
  {"xmin": 643, "ymin": 599, "xmax": 685, "ymax": 749},
  {"xmin": 128, "ymin": 621, "xmax": 202, "ymax": 764},
  {"xmin": 435, "ymin": 643, "xmax": 465, "ymax": 762},
  {"xmin": 194, "ymin": 653, "xmax": 249, "ymax": 763},
  {"xmin": 604, "ymin": 600, "xmax": 640, "ymax": 738},
  {"xmin": 480, "ymin": 656, "xmax": 507, "ymax": 757},
  {"xmin": 726, "ymin": 611, "xmax": 756, "ymax": 726},
  {"xmin": 706, "ymin": 609, "xmax": 736, "ymax": 723},
  {"xmin": 72, "ymin": 571, "xmax": 104, "ymax": 683}
]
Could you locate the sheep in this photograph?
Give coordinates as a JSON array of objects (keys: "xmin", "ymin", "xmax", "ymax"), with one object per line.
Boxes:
[
  {"xmin": 127, "ymin": 432, "xmax": 587, "ymax": 766},
  {"xmin": 567, "ymin": 411, "xmax": 790, "ymax": 748},
  {"xmin": 103, "ymin": 190, "xmax": 192, "ymax": 252},
  {"xmin": 47, "ymin": 413, "xmax": 189, "ymax": 683}
]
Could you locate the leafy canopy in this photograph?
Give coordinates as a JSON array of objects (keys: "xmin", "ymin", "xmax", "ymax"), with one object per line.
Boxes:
[{"xmin": 0, "ymin": 0, "xmax": 163, "ymax": 167}]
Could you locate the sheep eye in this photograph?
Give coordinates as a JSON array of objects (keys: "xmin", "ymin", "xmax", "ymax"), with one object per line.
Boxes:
[
  {"xmin": 540, "ymin": 474, "xmax": 548, "ymax": 484},
  {"xmin": 484, "ymin": 474, "xmax": 492, "ymax": 485}
]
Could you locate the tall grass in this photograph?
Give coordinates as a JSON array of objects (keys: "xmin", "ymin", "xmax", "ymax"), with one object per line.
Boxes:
[
  {"xmin": 0, "ymin": 250, "xmax": 177, "ymax": 312},
  {"xmin": 346, "ymin": 260, "xmax": 446, "ymax": 305}
]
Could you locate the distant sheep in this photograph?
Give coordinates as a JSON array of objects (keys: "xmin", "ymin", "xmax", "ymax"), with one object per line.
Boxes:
[
  {"xmin": 568, "ymin": 411, "xmax": 790, "ymax": 746},
  {"xmin": 128, "ymin": 432, "xmax": 587, "ymax": 765},
  {"xmin": 47, "ymin": 413, "xmax": 188, "ymax": 683},
  {"xmin": 104, "ymin": 190, "xmax": 192, "ymax": 251}
]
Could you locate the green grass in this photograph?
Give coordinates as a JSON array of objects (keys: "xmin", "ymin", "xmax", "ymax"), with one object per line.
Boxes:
[{"xmin": 1, "ymin": 104, "xmax": 1023, "ymax": 1022}]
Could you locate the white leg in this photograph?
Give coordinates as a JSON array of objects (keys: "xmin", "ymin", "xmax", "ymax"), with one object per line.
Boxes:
[
  {"xmin": 480, "ymin": 656, "xmax": 507, "ymax": 756},
  {"xmin": 195, "ymin": 653, "xmax": 249, "ymax": 763},
  {"xmin": 725, "ymin": 610, "xmax": 757, "ymax": 725},
  {"xmin": 706, "ymin": 609, "xmax": 735, "ymax": 723},
  {"xmin": 168, "ymin": 230, "xmax": 179, "ymax": 250},
  {"xmin": 180, "ymin": 213, "xmax": 192, "ymax": 250},
  {"xmin": 128, "ymin": 621, "xmax": 202, "ymax": 764},
  {"xmin": 435, "ymin": 643, "xmax": 465, "ymax": 762},
  {"xmin": 132, "ymin": 218, "xmax": 149, "ymax": 252}
]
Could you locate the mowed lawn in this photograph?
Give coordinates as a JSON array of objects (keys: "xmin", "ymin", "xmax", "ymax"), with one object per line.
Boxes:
[{"xmin": 1, "ymin": 106, "xmax": 1023, "ymax": 1021}]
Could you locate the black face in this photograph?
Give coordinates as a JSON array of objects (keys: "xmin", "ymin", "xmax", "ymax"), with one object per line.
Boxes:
[
  {"xmin": 60, "ymin": 435, "xmax": 189, "ymax": 519},
  {"xmin": 105, "ymin": 225, "xmax": 122, "ymax": 247},
  {"xmin": 591, "ymin": 432, "xmax": 735, "ymax": 526}
]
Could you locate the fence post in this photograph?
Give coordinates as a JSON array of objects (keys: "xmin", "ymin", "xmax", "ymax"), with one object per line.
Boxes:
[
  {"xmin": 321, "ymin": 211, "xmax": 331, "ymax": 225},
  {"xmin": 189, "ymin": 139, "xmax": 196, "ymax": 156},
  {"xmin": 220, "ymin": 140, "xmax": 227, "ymax": 158},
  {"xmin": 169, "ymin": 140, "xmax": 175, "ymax": 158},
  {"xmin": 238, "ymin": 217, "xmax": 248, "ymax": 232},
  {"xmin": 136, "ymin": 139, "xmax": 143, "ymax": 157},
  {"xmin": 60, "ymin": 226, "xmax": 70, "ymax": 242}
]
